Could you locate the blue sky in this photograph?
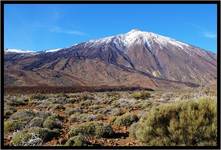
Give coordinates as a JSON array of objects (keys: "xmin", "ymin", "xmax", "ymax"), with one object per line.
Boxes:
[{"xmin": 4, "ymin": 4, "xmax": 217, "ymax": 53}]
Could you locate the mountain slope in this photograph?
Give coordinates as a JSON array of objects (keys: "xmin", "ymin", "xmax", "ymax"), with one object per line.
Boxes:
[{"xmin": 4, "ymin": 29, "xmax": 217, "ymax": 88}]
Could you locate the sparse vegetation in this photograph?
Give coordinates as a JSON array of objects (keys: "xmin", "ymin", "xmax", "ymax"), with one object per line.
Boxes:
[{"xmin": 4, "ymin": 87, "xmax": 217, "ymax": 146}]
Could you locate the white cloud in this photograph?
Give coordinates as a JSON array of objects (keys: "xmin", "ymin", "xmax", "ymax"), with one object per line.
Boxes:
[
  {"xmin": 49, "ymin": 26, "xmax": 86, "ymax": 36},
  {"xmin": 203, "ymin": 32, "xmax": 216, "ymax": 39}
]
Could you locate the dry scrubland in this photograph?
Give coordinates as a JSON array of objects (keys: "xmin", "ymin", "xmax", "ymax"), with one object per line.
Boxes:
[{"xmin": 4, "ymin": 86, "xmax": 217, "ymax": 146}]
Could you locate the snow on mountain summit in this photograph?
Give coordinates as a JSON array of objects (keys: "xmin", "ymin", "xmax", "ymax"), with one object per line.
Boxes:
[
  {"xmin": 122, "ymin": 29, "xmax": 190, "ymax": 49},
  {"xmin": 85, "ymin": 29, "xmax": 190, "ymax": 50}
]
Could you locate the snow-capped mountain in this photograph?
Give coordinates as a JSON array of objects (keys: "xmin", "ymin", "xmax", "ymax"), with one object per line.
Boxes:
[
  {"xmin": 87, "ymin": 29, "xmax": 189, "ymax": 49},
  {"xmin": 4, "ymin": 29, "xmax": 217, "ymax": 88}
]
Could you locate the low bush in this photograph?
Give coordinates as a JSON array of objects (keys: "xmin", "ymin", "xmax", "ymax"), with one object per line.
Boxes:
[
  {"xmin": 69, "ymin": 122, "xmax": 114, "ymax": 138},
  {"xmin": 113, "ymin": 113, "xmax": 139, "ymax": 127},
  {"xmin": 95, "ymin": 124, "xmax": 114, "ymax": 138},
  {"xmin": 69, "ymin": 113, "xmax": 97, "ymax": 123},
  {"xmin": 132, "ymin": 91, "xmax": 151, "ymax": 100},
  {"xmin": 9, "ymin": 110, "xmax": 35, "ymax": 122},
  {"xmin": 65, "ymin": 135, "xmax": 91, "ymax": 146},
  {"xmin": 28, "ymin": 117, "xmax": 44, "ymax": 128},
  {"xmin": 12, "ymin": 127, "xmax": 60, "ymax": 146},
  {"xmin": 131, "ymin": 98, "xmax": 217, "ymax": 146},
  {"xmin": 69, "ymin": 122, "xmax": 95, "ymax": 137},
  {"xmin": 43, "ymin": 115, "xmax": 63, "ymax": 129},
  {"xmin": 4, "ymin": 120, "xmax": 26, "ymax": 134}
]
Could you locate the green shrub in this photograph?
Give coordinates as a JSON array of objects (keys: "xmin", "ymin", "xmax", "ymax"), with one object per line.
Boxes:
[
  {"xmin": 113, "ymin": 113, "xmax": 139, "ymax": 127},
  {"xmin": 95, "ymin": 124, "xmax": 114, "ymax": 138},
  {"xmin": 132, "ymin": 98, "xmax": 217, "ymax": 146},
  {"xmin": 9, "ymin": 110, "xmax": 35, "ymax": 122},
  {"xmin": 12, "ymin": 130, "xmax": 34, "ymax": 146},
  {"xmin": 65, "ymin": 135, "xmax": 91, "ymax": 146},
  {"xmin": 12, "ymin": 127, "xmax": 60, "ymax": 146},
  {"xmin": 69, "ymin": 122, "xmax": 114, "ymax": 138},
  {"xmin": 28, "ymin": 117, "xmax": 44, "ymax": 128},
  {"xmin": 43, "ymin": 115, "xmax": 63, "ymax": 129},
  {"xmin": 132, "ymin": 91, "xmax": 151, "ymax": 100},
  {"xmin": 4, "ymin": 120, "xmax": 26, "ymax": 134},
  {"xmin": 69, "ymin": 122, "xmax": 96, "ymax": 137}
]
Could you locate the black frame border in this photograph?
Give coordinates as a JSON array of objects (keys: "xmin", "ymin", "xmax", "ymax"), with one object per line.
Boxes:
[{"xmin": 0, "ymin": 0, "xmax": 220, "ymax": 149}]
